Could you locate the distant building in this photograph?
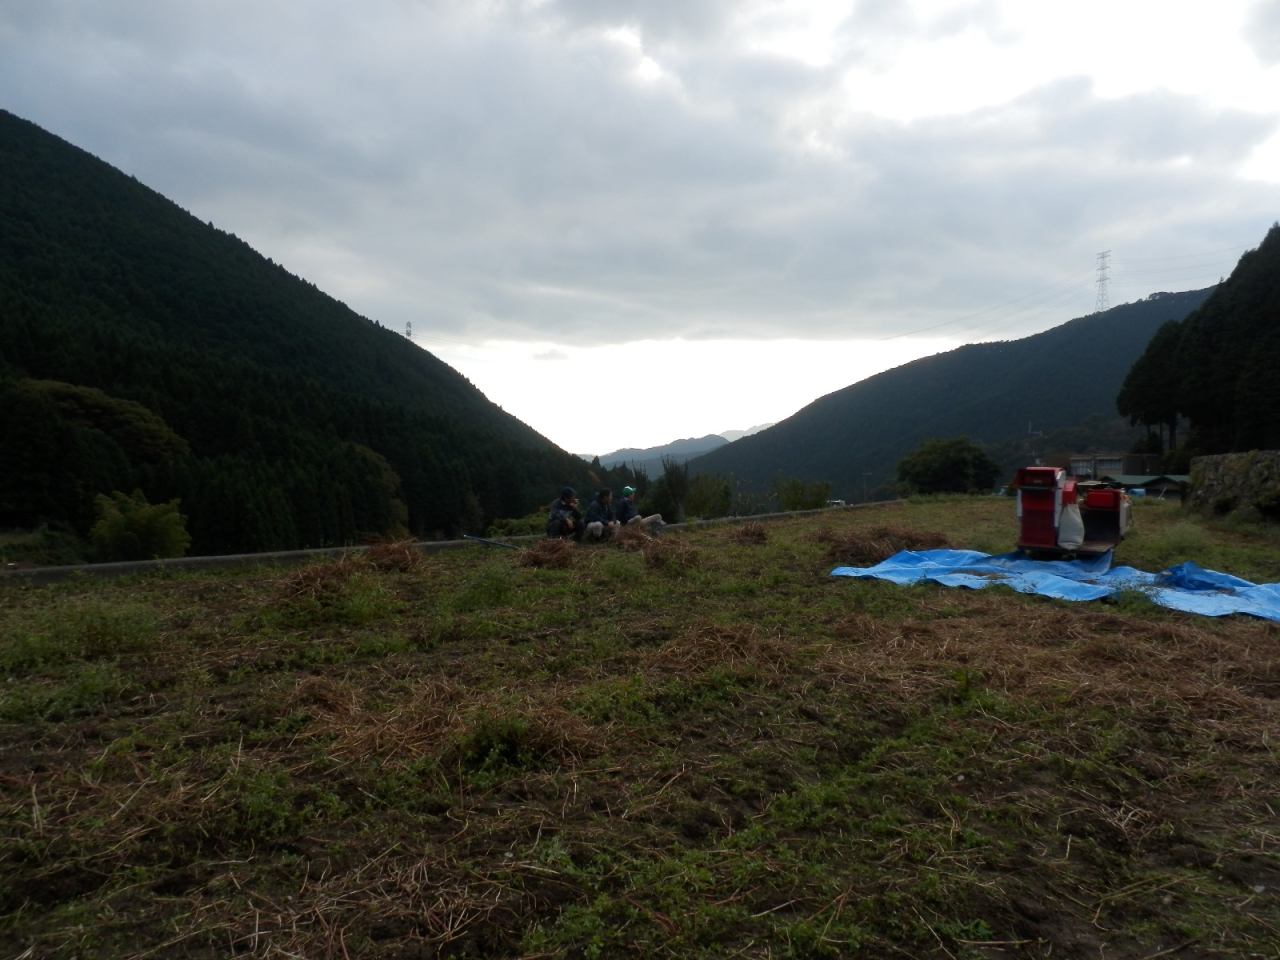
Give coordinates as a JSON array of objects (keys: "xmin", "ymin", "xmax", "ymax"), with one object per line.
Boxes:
[
  {"xmin": 1068, "ymin": 453, "xmax": 1162, "ymax": 479},
  {"xmin": 1098, "ymin": 474, "xmax": 1189, "ymax": 501}
]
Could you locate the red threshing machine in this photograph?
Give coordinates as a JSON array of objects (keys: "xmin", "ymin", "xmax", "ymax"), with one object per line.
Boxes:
[{"xmin": 1015, "ymin": 466, "xmax": 1132, "ymax": 557}]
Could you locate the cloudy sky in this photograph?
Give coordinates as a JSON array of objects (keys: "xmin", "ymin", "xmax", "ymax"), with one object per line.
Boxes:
[{"xmin": 4, "ymin": 1, "xmax": 1280, "ymax": 452}]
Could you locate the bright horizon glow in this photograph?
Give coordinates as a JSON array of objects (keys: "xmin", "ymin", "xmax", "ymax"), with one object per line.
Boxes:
[{"xmin": 422, "ymin": 336, "xmax": 961, "ymax": 453}]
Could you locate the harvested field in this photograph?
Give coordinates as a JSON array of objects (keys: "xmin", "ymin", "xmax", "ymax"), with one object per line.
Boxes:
[{"xmin": 2, "ymin": 496, "xmax": 1279, "ymax": 959}]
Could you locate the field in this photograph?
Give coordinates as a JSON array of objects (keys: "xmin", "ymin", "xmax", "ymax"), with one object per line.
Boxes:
[{"xmin": 2, "ymin": 497, "xmax": 1279, "ymax": 959}]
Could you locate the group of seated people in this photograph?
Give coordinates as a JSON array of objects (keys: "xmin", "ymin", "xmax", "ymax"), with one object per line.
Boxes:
[{"xmin": 546, "ymin": 486, "xmax": 664, "ymax": 541}]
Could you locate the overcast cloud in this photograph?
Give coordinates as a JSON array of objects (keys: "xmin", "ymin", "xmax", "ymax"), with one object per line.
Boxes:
[{"xmin": 3, "ymin": 0, "xmax": 1279, "ymax": 449}]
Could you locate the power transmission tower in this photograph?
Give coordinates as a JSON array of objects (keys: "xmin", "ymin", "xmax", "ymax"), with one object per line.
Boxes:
[
  {"xmin": 405, "ymin": 321, "xmax": 412, "ymax": 338},
  {"xmin": 1093, "ymin": 250, "xmax": 1110, "ymax": 313}
]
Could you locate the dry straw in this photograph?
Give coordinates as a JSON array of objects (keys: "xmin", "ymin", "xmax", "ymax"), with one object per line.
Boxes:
[
  {"xmin": 813, "ymin": 523, "xmax": 950, "ymax": 565},
  {"xmin": 643, "ymin": 540, "xmax": 700, "ymax": 571},
  {"xmin": 274, "ymin": 555, "xmax": 361, "ymax": 603},
  {"xmin": 816, "ymin": 587, "xmax": 1280, "ymax": 738},
  {"xmin": 364, "ymin": 537, "xmax": 427, "ymax": 572},
  {"xmin": 649, "ymin": 624, "xmax": 792, "ymax": 673},
  {"xmin": 297, "ymin": 677, "xmax": 603, "ymax": 767},
  {"xmin": 520, "ymin": 539, "xmax": 576, "ymax": 568},
  {"xmin": 612, "ymin": 524, "xmax": 654, "ymax": 550}
]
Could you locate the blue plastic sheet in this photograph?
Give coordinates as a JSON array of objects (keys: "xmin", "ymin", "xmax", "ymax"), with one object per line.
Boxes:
[{"xmin": 830, "ymin": 551, "xmax": 1280, "ymax": 622}]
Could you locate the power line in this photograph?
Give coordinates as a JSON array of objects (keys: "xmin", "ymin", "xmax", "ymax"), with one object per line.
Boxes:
[
  {"xmin": 1112, "ymin": 243, "xmax": 1250, "ymax": 264},
  {"xmin": 409, "ymin": 332, "xmax": 481, "ymax": 348},
  {"xmin": 879, "ymin": 239, "xmax": 1256, "ymax": 344},
  {"xmin": 1111, "ymin": 258, "xmax": 1239, "ymax": 278},
  {"xmin": 876, "ymin": 266, "xmax": 1094, "ymax": 341}
]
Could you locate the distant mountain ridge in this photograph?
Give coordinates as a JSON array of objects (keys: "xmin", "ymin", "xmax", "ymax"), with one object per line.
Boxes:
[
  {"xmin": 718, "ymin": 423, "xmax": 774, "ymax": 443},
  {"xmin": 589, "ymin": 423, "xmax": 776, "ymax": 479},
  {"xmin": 592, "ymin": 435, "xmax": 728, "ymax": 480},
  {"xmin": 689, "ymin": 289, "xmax": 1216, "ymax": 499}
]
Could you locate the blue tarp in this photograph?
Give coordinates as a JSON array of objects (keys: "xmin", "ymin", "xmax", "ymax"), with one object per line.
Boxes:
[{"xmin": 831, "ymin": 550, "xmax": 1280, "ymax": 622}]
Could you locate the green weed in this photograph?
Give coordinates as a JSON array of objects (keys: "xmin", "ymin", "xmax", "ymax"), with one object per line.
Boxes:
[
  {"xmin": 572, "ymin": 675, "xmax": 663, "ymax": 725},
  {"xmin": 451, "ymin": 562, "xmax": 516, "ymax": 611},
  {"xmin": 271, "ymin": 561, "xmax": 392, "ymax": 626},
  {"xmin": 209, "ymin": 761, "xmax": 346, "ymax": 844},
  {"xmin": 0, "ymin": 599, "xmax": 159, "ymax": 673},
  {"xmin": 0, "ymin": 661, "xmax": 131, "ymax": 721}
]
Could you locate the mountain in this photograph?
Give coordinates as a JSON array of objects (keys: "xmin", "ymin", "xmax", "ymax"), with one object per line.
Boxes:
[
  {"xmin": 588, "ymin": 425, "xmax": 777, "ymax": 479},
  {"xmin": 688, "ymin": 289, "xmax": 1216, "ymax": 500},
  {"xmin": 0, "ymin": 109, "xmax": 638, "ymax": 554},
  {"xmin": 718, "ymin": 423, "xmax": 774, "ymax": 443},
  {"xmin": 593, "ymin": 435, "xmax": 729, "ymax": 478}
]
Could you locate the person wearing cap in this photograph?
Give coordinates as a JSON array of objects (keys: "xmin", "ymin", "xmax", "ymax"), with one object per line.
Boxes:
[
  {"xmin": 547, "ymin": 487, "xmax": 583, "ymax": 540},
  {"xmin": 584, "ymin": 488, "xmax": 621, "ymax": 540},
  {"xmin": 614, "ymin": 486, "xmax": 664, "ymax": 535}
]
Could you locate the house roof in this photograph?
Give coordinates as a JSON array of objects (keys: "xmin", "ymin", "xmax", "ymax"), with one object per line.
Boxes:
[{"xmin": 1097, "ymin": 474, "xmax": 1188, "ymax": 486}]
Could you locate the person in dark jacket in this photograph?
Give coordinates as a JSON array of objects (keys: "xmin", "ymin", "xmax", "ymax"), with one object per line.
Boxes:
[
  {"xmin": 614, "ymin": 485, "xmax": 664, "ymax": 535},
  {"xmin": 584, "ymin": 488, "xmax": 620, "ymax": 540},
  {"xmin": 547, "ymin": 487, "xmax": 583, "ymax": 540}
]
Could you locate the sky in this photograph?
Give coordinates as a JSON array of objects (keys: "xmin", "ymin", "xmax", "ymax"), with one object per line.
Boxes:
[{"xmin": 3, "ymin": 0, "xmax": 1280, "ymax": 452}]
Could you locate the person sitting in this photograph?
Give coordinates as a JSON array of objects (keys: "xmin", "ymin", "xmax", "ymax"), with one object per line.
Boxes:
[
  {"xmin": 547, "ymin": 487, "xmax": 583, "ymax": 540},
  {"xmin": 614, "ymin": 486, "xmax": 664, "ymax": 535},
  {"xmin": 584, "ymin": 488, "xmax": 621, "ymax": 540}
]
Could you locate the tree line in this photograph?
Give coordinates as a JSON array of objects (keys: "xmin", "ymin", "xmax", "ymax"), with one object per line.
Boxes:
[{"xmin": 1117, "ymin": 223, "xmax": 1280, "ymax": 468}]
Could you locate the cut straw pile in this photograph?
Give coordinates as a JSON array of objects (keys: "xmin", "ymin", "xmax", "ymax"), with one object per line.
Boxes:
[{"xmin": 813, "ymin": 523, "xmax": 950, "ymax": 565}]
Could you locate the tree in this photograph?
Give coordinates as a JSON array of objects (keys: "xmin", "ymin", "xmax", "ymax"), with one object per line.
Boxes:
[
  {"xmin": 1116, "ymin": 320, "xmax": 1182, "ymax": 451},
  {"xmin": 896, "ymin": 436, "xmax": 1002, "ymax": 495},
  {"xmin": 686, "ymin": 473, "xmax": 732, "ymax": 519},
  {"xmin": 89, "ymin": 489, "xmax": 192, "ymax": 561},
  {"xmin": 1167, "ymin": 223, "xmax": 1280, "ymax": 453},
  {"xmin": 659, "ymin": 456, "xmax": 691, "ymax": 522},
  {"xmin": 0, "ymin": 382, "xmax": 134, "ymax": 530},
  {"xmin": 772, "ymin": 476, "xmax": 832, "ymax": 511},
  {"xmin": 640, "ymin": 476, "xmax": 677, "ymax": 524}
]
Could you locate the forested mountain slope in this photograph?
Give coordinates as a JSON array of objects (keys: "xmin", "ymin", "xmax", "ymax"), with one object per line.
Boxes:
[
  {"xmin": 690, "ymin": 290, "xmax": 1215, "ymax": 500},
  {"xmin": 1120, "ymin": 223, "xmax": 1280, "ymax": 456},
  {"xmin": 0, "ymin": 109, "xmax": 630, "ymax": 555}
]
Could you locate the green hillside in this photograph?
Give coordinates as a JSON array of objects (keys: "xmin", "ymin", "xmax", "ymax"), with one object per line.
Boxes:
[
  {"xmin": 0, "ymin": 109, "xmax": 633, "ymax": 556},
  {"xmin": 690, "ymin": 289, "xmax": 1215, "ymax": 499}
]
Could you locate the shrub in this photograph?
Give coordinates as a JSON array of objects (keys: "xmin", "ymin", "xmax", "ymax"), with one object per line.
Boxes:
[
  {"xmin": 773, "ymin": 476, "xmax": 832, "ymax": 511},
  {"xmin": 897, "ymin": 436, "xmax": 1001, "ymax": 495},
  {"xmin": 489, "ymin": 511, "xmax": 547, "ymax": 538},
  {"xmin": 89, "ymin": 489, "xmax": 191, "ymax": 561}
]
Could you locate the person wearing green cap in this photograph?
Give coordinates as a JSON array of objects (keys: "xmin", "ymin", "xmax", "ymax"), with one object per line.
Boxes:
[{"xmin": 615, "ymin": 486, "xmax": 664, "ymax": 535}]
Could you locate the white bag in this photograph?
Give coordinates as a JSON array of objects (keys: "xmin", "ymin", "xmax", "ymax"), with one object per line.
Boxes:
[{"xmin": 1057, "ymin": 503, "xmax": 1084, "ymax": 550}]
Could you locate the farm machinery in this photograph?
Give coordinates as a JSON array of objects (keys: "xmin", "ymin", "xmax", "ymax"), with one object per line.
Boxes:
[{"xmin": 1014, "ymin": 466, "xmax": 1132, "ymax": 557}]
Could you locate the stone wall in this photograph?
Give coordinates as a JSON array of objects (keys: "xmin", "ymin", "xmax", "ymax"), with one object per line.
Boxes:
[{"xmin": 1187, "ymin": 451, "xmax": 1280, "ymax": 519}]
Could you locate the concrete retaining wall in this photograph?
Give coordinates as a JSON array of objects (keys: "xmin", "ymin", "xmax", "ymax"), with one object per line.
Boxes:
[{"xmin": 1187, "ymin": 451, "xmax": 1280, "ymax": 519}]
